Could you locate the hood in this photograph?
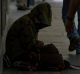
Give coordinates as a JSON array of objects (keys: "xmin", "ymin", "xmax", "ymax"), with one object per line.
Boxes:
[{"xmin": 30, "ymin": 2, "xmax": 52, "ymax": 30}]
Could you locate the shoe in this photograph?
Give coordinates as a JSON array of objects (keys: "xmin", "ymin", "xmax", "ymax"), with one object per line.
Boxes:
[
  {"xmin": 17, "ymin": 6, "xmax": 27, "ymax": 10},
  {"xmin": 69, "ymin": 37, "xmax": 80, "ymax": 51},
  {"xmin": 17, "ymin": 4, "xmax": 29, "ymax": 10}
]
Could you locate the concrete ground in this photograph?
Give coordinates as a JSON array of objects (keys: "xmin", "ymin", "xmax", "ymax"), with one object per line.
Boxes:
[{"xmin": 4, "ymin": 0, "xmax": 80, "ymax": 74}]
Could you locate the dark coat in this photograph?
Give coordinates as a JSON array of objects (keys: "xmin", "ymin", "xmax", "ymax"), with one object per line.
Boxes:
[{"xmin": 5, "ymin": 2, "xmax": 52, "ymax": 62}]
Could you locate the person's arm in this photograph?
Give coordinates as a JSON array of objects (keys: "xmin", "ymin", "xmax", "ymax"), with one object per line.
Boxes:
[
  {"xmin": 66, "ymin": 0, "xmax": 80, "ymax": 33},
  {"xmin": 67, "ymin": 0, "xmax": 80, "ymax": 19}
]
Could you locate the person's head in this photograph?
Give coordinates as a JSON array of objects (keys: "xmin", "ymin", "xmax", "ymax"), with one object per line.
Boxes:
[{"xmin": 30, "ymin": 2, "xmax": 52, "ymax": 31}]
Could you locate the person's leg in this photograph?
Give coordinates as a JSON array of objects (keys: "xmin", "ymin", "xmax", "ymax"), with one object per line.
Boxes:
[
  {"xmin": 62, "ymin": 0, "xmax": 69, "ymax": 23},
  {"xmin": 27, "ymin": 0, "xmax": 35, "ymax": 8},
  {"xmin": 16, "ymin": 0, "xmax": 27, "ymax": 10},
  {"xmin": 77, "ymin": 8, "xmax": 80, "ymax": 35},
  {"xmin": 76, "ymin": 8, "xmax": 80, "ymax": 54},
  {"xmin": 62, "ymin": 0, "xmax": 79, "ymax": 38},
  {"xmin": 27, "ymin": 0, "xmax": 29, "ymax": 7},
  {"xmin": 29, "ymin": 0, "xmax": 35, "ymax": 6},
  {"xmin": 62, "ymin": 0, "xmax": 80, "ymax": 53}
]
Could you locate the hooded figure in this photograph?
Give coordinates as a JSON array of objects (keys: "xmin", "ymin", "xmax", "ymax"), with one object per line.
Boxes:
[{"xmin": 4, "ymin": 2, "xmax": 52, "ymax": 68}]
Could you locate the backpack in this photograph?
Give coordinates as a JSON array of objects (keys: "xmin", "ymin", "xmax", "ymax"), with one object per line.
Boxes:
[{"xmin": 39, "ymin": 44, "xmax": 65, "ymax": 71}]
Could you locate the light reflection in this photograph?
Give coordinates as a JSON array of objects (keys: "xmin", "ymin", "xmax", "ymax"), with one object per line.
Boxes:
[{"xmin": 54, "ymin": 0, "xmax": 63, "ymax": 2}]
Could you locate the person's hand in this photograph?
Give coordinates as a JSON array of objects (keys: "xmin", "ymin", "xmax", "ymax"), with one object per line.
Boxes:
[
  {"xmin": 35, "ymin": 40, "xmax": 44, "ymax": 48},
  {"xmin": 65, "ymin": 20, "xmax": 74, "ymax": 33}
]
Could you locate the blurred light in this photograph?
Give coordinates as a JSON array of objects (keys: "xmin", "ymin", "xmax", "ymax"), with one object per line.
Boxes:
[{"xmin": 54, "ymin": 0, "xmax": 63, "ymax": 2}]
